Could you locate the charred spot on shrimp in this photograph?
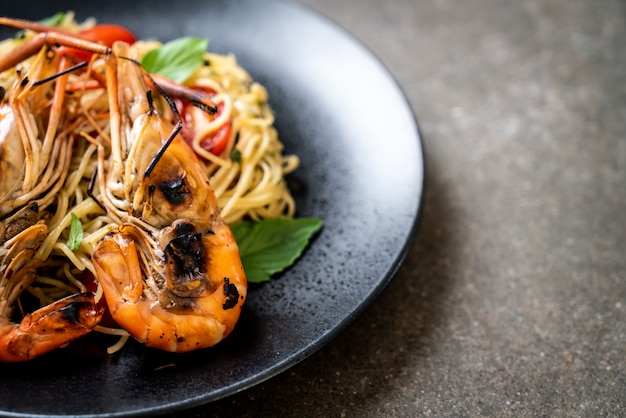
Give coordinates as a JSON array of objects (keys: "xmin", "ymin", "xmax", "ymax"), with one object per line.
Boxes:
[
  {"xmin": 156, "ymin": 177, "xmax": 190, "ymax": 206},
  {"xmin": 163, "ymin": 222, "xmax": 209, "ymax": 298},
  {"xmin": 58, "ymin": 302, "xmax": 87, "ymax": 326},
  {"xmin": 222, "ymin": 278, "xmax": 240, "ymax": 310}
]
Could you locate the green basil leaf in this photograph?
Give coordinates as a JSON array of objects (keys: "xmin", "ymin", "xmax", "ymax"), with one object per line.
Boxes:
[
  {"xmin": 230, "ymin": 148, "xmax": 242, "ymax": 164},
  {"xmin": 39, "ymin": 13, "xmax": 66, "ymax": 26},
  {"xmin": 232, "ymin": 218, "xmax": 323, "ymax": 283},
  {"xmin": 141, "ymin": 37, "xmax": 208, "ymax": 83},
  {"xmin": 67, "ymin": 212, "xmax": 83, "ymax": 251}
]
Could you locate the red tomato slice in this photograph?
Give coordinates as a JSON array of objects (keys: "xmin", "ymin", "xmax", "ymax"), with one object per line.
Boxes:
[
  {"xmin": 182, "ymin": 102, "xmax": 230, "ymax": 157},
  {"xmin": 64, "ymin": 24, "xmax": 137, "ymax": 61},
  {"xmin": 80, "ymin": 271, "xmax": 99, "ymax": 294},
  {"xmin": 202, "ymin": 117, "xmax": 230, "ymax": 156},
  {"xmin": 177, "ymin": 88, "xmax": 231, "ymax": 158},
  {"xmin": 80, "ymin": 24, "xmax": 136, "ymax": 46}
]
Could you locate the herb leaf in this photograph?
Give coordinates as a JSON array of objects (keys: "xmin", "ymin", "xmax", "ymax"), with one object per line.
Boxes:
[
  {"xmin": 141, "ymin": 37, "xmax": 208, "ymax": 83},
  {"xmin": 67, "ymin": 213, "xmax": 83, "ymax": 251},
  {"xmin": 39, "ymin": 12, "xmax": 65, "ymax": 26},
  {"xmin": 230, "ymin": 148, "xmax": 242, "ymax": 163},
  {"xmin": 232, "ymin": 218, "xmax": 323, "ymax": 283}
]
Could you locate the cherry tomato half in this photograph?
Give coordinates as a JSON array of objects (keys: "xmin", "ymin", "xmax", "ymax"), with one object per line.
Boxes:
[
  {"xmin": 177, "ymin": 87, "xmax": 231, "ymax": 158},
  {"xmin": 64, "ymin": 24, "xmax": 137, "ymax": 61},
  {"xmin": 181, "ymin": 102, "xmax": 230, "ymax": 157}
]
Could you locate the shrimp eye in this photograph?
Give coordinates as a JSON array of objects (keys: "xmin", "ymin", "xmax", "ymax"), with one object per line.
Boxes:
[{"xmin": 158, "ymin": 177, "xmax": 189, "ymax": 205}]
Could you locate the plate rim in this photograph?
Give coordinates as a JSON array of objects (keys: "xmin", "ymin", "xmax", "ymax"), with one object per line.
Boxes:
[{"xmin": 0, "ymin": 1, "xmax": 425, "ymax": 416}]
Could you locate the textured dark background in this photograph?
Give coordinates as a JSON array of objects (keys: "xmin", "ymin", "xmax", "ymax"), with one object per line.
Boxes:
[{"xmin": 188, "ymin": 0, "xmax": 626, "ymax": 416}]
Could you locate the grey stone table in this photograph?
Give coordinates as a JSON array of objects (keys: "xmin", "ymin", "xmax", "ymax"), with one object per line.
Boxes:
[{"xmin": 179, "ymin": 0, "xmax": 626, "ymax": 416}]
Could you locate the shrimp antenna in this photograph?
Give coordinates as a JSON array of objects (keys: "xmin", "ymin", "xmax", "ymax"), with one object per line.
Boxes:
[
  {"xmin": 119, "ymin": 56, "xmax": 184, "ymax": 177},
  {"xmin": 146, "ymin": 89, "xmax": 155, "ymax": 115},
  {"xmin": 87, "ymin": 168, "xmax": 107, "ymax": 212},
  {"xmin": 32, "ymin": 61, "xmax": 89, "ymax": 86}
]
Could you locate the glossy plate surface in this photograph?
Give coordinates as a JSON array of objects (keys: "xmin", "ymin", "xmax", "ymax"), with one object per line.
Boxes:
[{"xmin": 0, "ymin": 0, "xmax": 424, "ymax": 416}]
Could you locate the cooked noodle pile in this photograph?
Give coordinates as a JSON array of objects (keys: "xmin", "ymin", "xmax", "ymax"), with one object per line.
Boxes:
[{"xmin": 0, "ymin": 13, "xmax": 298, "ymax": 351}]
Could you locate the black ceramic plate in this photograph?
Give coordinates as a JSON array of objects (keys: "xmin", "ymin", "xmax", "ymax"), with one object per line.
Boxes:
[{"xmin": 0, "ymin": 0, "xmax": 423, "ymax": 416}]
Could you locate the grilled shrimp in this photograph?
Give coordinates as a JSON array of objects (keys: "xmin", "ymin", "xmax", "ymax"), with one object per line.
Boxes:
[
  {"xmin": 0, "ymin": 291, "xmax": 103, "ymax": 362},
  {"xmin": 0, "ymin": 202, "xmax": 103, "ymax": 362},
  {"xmin": 0, "ymin": 20, "xmax": 109, "ymax": 217},
  {"xmin": 92, "ymin": 42, "xmax": 246, "ymax": 352},
  {"xmin": 0, "ymin": 19, "xmax": 108, "ymax": 361},
  {"xmin": 0, "ymin": 46, "xmax": 71, "ymax": 218},
  {"xmin": 0, "ymin": 217, "xmax": 104, "ymax": 362}
]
